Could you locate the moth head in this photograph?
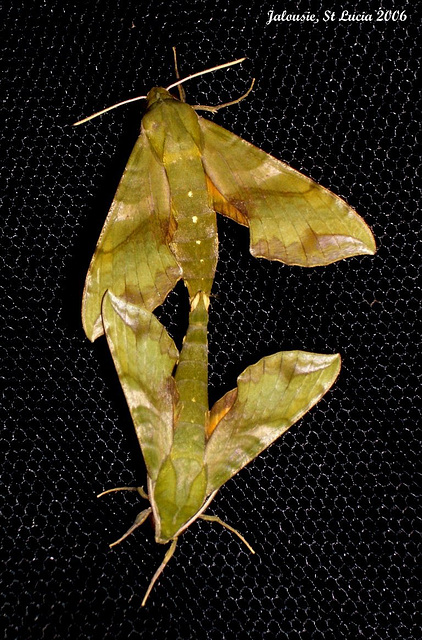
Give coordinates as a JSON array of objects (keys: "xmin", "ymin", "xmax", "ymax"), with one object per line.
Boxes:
[{"xmin": 146, "ymin": 87, "xmax": 176, "ymax": 109}]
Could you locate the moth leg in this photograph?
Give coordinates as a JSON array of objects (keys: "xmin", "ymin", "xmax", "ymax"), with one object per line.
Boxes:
[
  {"xmin": 109, "ymin": 507, "xmax": 152, "ymax": 548},
  {"xmin": 141, "ymin": 538, "xmax": 178, "ymax": 607},
  {"xmin": 172, "ymin": 46, "xmax": 186, "ymax": 102},
  {"xmin": 97, "ymin": 486, "xmax": 149, "ymax": 500},
  {"xmin": 193, "ymin": 78, "xmax": 255, "ymax": 113},
  {"xmin": 200, "ymin": 514, "xmax": 255, "ymax": 554}
]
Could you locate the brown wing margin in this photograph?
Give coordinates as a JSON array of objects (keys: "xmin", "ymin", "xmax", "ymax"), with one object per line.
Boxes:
[
  {"xmin": 199, "ymin": 116, "xmax": 376, "ymax": 267},
  {"xmin": 82, "ymin": 128, "xmax": 182, "ymax": 341}
]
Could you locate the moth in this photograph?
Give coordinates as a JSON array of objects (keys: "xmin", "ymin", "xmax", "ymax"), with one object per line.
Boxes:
[{"xmin": 74, "ymin": 52, "xmax": 376, "ymax": 604}]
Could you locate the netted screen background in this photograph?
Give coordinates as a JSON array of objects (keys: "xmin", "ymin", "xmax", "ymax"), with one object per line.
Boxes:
[{"xmin": 2, "ymin": 1, "xmax": 420, "ymax": 638}]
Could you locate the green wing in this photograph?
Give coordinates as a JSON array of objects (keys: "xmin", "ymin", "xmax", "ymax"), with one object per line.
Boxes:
[
  {"xmin": 82, "ymin": 128, "xmax": 182, "ymax": 342},
  {"xmin": 102, "ymin": 292, "xmax": 178, "ymax": 482},
  {"xmin": 199, "ymin": 117, "xmax": 376, "ymax": 267},
  {"xmin": 205, "ymin": 351, "xmax": 341, "ymax": 494}
]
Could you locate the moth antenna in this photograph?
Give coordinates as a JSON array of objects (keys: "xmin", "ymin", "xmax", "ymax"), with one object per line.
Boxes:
[
  {"xmin": 73, "ymin": 94, "xmax": 147, "ymax": 126},
  {"xmin": 141, "ymin": 538, "xmax": 178, "ymax": 607},
  {"xmin": 109, "ymin": 507, "xmax": 152, "ymax": 548},
  {"xmin": 97, "ymin": 486, "xmax": 149, "ymax": 500},
  {"xmin": 200, "ymin": 514, "xmax": 256, "ymax": 554},
  {"xmin": 166, "ymin": 57, "xmax": 246, "ymax": 93},
  {"xmin": 73, "ymin": 56, "xmax": 247, "ymax": 126},
  {"xmin": 172, "ymin": 46, "xmax": 186, "ymax": 102}
]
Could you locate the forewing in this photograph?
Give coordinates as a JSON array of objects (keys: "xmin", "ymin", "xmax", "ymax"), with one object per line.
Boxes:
[
  {"xmin": 82, "ymin": 128, "xmax": 182, "ymax": 342},
  {"xmin": 205, "ymin": 351, "xmax": 341, "ymax": 494},
  {"xmin": 199, "ymin": 118, "xmax": 376, "ymax": 267},
  {"xmin": 102, "ymin": 292, "xmax": 179, "ymax": 482}
]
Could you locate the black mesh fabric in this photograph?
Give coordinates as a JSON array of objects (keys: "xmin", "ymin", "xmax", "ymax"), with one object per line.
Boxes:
[{"xmin": 2, "ymin": 1, "xmax": 420, "ymax": 638}]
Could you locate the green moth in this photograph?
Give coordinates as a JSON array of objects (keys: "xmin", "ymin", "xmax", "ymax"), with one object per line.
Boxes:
[{"xmin": 75, "ymin": 54, "xmax": 376, "ymax": 605}]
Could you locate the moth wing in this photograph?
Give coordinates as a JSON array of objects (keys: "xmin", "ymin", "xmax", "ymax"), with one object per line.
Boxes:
[
  {"xmin": 82, "ymin": 128, "xmax": 182, "ymax": 342},
  {"xmin": 205, "ymin": 351, "xmax": 341, "ymax": 494},
  {"xmin": 199, "ymin": 117, "xmax": 376, "ymax": 266},
  {"xmin": 102, "ymin": 292, "xmax": 178, "ymax": 482}
]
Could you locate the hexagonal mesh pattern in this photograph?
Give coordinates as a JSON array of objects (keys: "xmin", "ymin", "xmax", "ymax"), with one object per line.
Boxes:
[{"xmin": 2, "ymin": 1, "xmax": 420, "ymax": 638}]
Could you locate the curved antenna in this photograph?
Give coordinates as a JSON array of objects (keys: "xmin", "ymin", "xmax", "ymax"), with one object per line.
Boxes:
[
  {"xmin": 73, "ymin": 94, "xmax": 148, "ymax": 126},
  {"xmin": 166, "ymin": 57, "xmax": 246, "ymax": 93},
  {"xmin": 73, "ymin": 56, "xmax": 247, "ymax": 126},
  {"xmin": 141, "ymin": 538, "xmax": 178, "ymax": 607}
]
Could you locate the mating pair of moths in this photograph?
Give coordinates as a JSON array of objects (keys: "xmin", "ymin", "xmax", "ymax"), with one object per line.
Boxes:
[{"xmin": 76, "ymin": 56, "xmax": 376, "ymax": 604}]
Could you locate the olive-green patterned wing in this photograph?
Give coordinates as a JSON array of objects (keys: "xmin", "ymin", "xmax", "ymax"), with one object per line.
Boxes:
[
  {"xmin": 205, "ymin": 351, "xmax": 341, "ymax": 494},
  {"xmin": 82, "ymin": 128, "xmax": 182, "ymax": 342},
  {"xmin": 199, "ymin": 117, "xmax": 376, "ymax": 267},
  {"xmin": 102, "ymin": 292, "xmax": 179, "ymax": 482}
]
